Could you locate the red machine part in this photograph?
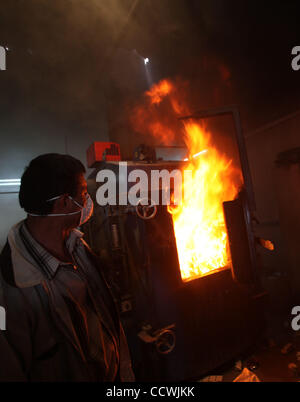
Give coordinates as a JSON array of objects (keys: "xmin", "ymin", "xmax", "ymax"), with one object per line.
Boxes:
[{"xmin": 87, "ymin": 141, "xmax": 121, "ymax": 167}]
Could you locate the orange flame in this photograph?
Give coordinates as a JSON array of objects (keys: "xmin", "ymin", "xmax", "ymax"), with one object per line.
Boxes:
[
  {"xmin": 146, "ymin": 79, "xmax": 173, "ymax": 105},
  {"xmin": 168, "ymin": 122, "xmax": 240, "ymax": 281},
  {"xmin": 131, "ymin": 78, "xmax": 242, "ymax": 282}
]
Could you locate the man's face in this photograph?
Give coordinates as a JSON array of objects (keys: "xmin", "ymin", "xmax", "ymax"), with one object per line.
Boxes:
[
  {"xmin": 72, "ymin": 173, "xmax": 88, "ymax": 209},
  {"xmin": 52, "ymin": 173, "xmax": 88, "ymax": 229}
]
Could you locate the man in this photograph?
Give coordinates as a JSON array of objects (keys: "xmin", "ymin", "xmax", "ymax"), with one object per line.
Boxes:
[{"xmin": 0, "ymin": 153, "xmax": 134, "ymax": 381}]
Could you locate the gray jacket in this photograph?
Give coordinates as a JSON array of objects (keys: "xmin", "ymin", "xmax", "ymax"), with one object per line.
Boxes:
[{"xmin": 0, "ymin": 223, "xmax": 134, "ymax": 382}]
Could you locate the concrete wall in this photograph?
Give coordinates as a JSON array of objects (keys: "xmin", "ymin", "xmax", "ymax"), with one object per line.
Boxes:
[
  {"xmin": 245, "ymin": 111, "xmax": 300, "ymax": 276},
  {"xmin": 0, "ymin": 98, "xmax": 109, "ymax": 250}
]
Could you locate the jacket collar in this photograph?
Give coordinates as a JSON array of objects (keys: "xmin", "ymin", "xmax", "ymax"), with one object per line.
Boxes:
[{"xmin": 5, "ymin": 220, "xmax": 84, "ymax": 288}]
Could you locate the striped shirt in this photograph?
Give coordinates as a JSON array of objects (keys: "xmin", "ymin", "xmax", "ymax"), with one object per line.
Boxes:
[
  {"xmin": 19, "ymin": 222, "xmax": 85, "ymax": 279},
  {"xmin": 19, "ymin": 221, "xmax": 119, "ymax": 381}
]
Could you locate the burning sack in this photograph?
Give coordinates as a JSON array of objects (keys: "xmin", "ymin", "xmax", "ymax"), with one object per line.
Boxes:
[{"xmin": 233, "ymin": 368, "xmax": 261, "ymax": 382}]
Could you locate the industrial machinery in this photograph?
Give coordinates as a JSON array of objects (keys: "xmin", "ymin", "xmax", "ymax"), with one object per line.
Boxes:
[{"xmin": 83, "ymin": 107, "xmax": 266, "ymax": 381}]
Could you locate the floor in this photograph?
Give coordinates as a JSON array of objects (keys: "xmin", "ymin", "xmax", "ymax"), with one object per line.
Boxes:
[{"xmin": 199, "ymin": 320, "xmax": 300, "ymax": 382}]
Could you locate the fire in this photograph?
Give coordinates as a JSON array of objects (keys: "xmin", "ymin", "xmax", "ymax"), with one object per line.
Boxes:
[
  {"xmin": 146, "ymin": 79, "xmax": 173, "ymax": 105},
  {"xmin": 131, "ymin": 78, "xmax": 242, "ymax": 282},
  {"xmin": 168, "ymin": 122, "xmax": 240, "ymax": 281}
]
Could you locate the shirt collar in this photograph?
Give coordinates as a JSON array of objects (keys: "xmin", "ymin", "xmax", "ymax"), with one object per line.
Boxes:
[{"xmin": 19, "ymin": 222, "xmax": 84, "ymax": 279}]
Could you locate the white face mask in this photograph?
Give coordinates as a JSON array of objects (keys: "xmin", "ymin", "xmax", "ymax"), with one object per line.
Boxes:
[{"xmin": 27, "ymin": 193, "xmax": 94, "ymax": 226}]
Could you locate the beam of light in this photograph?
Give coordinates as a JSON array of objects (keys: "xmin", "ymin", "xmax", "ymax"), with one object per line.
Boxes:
[
  {"xmin": 0, "ymin": 179, "xmax": 21, "ymax": 186},
  {"xmin": 183, "ymin": 150, "xmax": 208, "ymax": 161},
  {"xmin": 192, "ymin": 149, "xmax": 208, "ymax": 158},
  {"xmin": 0, "ymin": 179, "xmax": 21, "ymax": 182},
  {"xmin": 144, "ymin": 57, "xmax": 152, "ymax": 88}
]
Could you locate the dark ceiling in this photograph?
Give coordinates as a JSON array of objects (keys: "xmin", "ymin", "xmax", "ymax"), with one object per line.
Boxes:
[{"xmin": 0, "ymin": 0, "xmax": 300, "ymax": 133}]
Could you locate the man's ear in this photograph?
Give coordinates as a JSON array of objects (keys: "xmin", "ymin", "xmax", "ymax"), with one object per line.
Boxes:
[
  {"xmin": 61, "ymin": 194, "xmax": 73, "ymax": 210},
  {"xmin": 52, "ymin": 194, "xmax": 69, "ymax": 213}
]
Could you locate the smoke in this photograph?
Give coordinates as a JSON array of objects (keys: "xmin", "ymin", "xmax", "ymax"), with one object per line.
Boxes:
[
  {"xmin": 0, "ymin": 0, "xmax": 299, "ymax": 142},
  {"xmin": 129, "ymin": 76, "xmax": 241, "ymax": 171},
  {"xmin": 0, "ymin": 0, "xmax": 139, "ymax": 130}
]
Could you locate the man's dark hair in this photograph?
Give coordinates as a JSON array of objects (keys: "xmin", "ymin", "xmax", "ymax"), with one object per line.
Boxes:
[{"xmin": 19, "ymin": 153, "xmax": 86, "ymax": 215}]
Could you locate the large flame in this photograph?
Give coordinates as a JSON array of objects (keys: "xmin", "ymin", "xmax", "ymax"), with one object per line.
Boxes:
[
  {"xmin": 131, "ymin": 78, "xmax": 242, "ymax": 282},
  {"xmin": 168, "ymin": 122, "xmax": 240, "ymax": 281}
]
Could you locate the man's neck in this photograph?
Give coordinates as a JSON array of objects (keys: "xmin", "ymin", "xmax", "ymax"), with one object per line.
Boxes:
[{"xmin": 25, "ymin": 217, "xmax": 72, "ymax": 262}]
